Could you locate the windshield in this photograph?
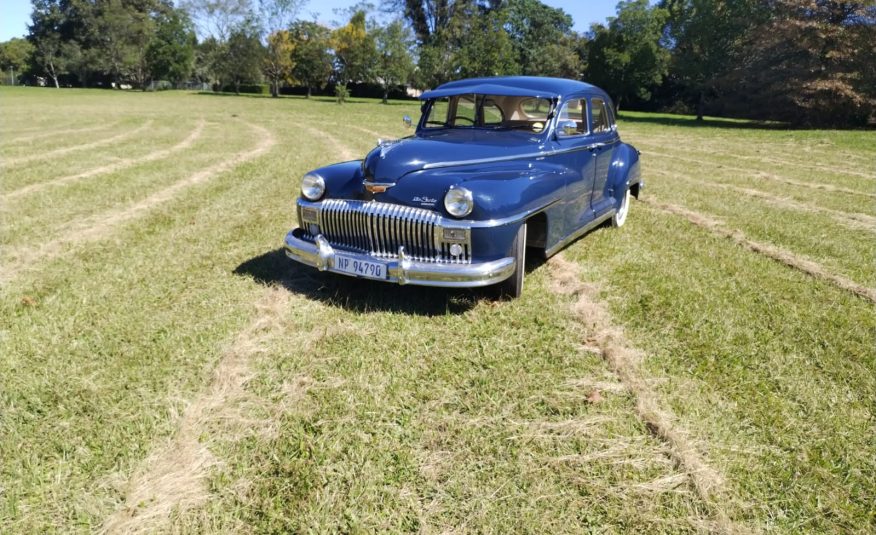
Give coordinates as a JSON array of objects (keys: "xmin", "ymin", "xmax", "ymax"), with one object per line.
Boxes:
[{"xmin": 423, "ymin": 94, "xmax": 555, "ymax": 133}]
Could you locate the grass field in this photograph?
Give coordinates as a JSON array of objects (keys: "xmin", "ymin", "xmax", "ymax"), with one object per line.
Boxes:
[{"xmin": 1, "ymin": 87, "xmax": 874, "ymax": 533}]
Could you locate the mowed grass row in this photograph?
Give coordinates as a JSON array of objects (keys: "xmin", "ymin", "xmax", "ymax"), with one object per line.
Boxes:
[{"xmin": 1, "ymin": 87, "xmax": 874, "ymax": 533}]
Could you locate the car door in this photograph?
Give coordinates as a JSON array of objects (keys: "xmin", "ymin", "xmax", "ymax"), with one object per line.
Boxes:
[
  {"xmin": 551, "ymin": 96, "xmax": 597, "ymax": 239},
  {"xmin": 588, "ymin": 97, "xmax": 620, "ymax": 215}
]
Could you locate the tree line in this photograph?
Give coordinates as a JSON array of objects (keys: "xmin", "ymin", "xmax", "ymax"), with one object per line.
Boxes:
[{"xmin": 1, "ymin": 0, "xmax": 874, "ymax": 126}]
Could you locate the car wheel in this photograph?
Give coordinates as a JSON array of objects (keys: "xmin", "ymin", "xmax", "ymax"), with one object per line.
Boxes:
[
  {"xmin": 611, "ymin": 188, "xmax": 631, "ymax": 228},
  {"xmin": 498, "ymin": 223, "xmax": 526, "ymax": 299}
]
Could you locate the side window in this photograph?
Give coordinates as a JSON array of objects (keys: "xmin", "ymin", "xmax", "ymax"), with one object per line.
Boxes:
[
  {"xmin": 453, "ymin": 94, "xmax": 477, "ymax": 125},
  {"xmin": 425, "ymin": 98, "xmax": 450, "ymax": 127},
  {"xmin": 557, "ymin": 98, "xmax": 587, "ymax": 136},
  {"xmin": 591, "ymin": 98, "xmax": 611, "ymax": 133},
  {"xmin": 520, "ymin": 97, "xmax": 551, "ymax": 121},
  {"xmin": 482, "ymin": 99, "xmax": 504, "ymax": 126}
]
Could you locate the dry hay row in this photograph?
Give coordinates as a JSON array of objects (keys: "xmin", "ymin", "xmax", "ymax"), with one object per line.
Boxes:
[
  {"xmin": 1, "ymin": 122, "xmax": 120, "ymax": 147},
  {"xmin": 2, "ymin": 120, "xmax": 155, "ymax": 167},
  {"xmin": 101, "ymin": 128, "xmax": 366, "ymax": 532},
  {"xmin": 349, "ymin": 124, "xmax": 399, "ymax": 142},
  {"xmin": 631, "ymin": 135, "xmax": 876, "ymax": 177},
  {"xmin": 640, "ymin": 150, "xmax": 876, "ymax": 199},
  {"xmin": 3, "ymin": 119, "xmax": 207, "ymax": 200},
  {"xmin": 0, "ymin": 120, "xmax": 275, "ymax": 284},
  {"xmin": 643, "ymin": 198, "xmax": 876, "ymax": 304},
  {"xmin": 649, "ymin": 168, "xmax": 876, "ymax": 233},
  {"xmin": 548, "ymin": 255, "xmax": 746, "ymax": 535},
  {"xmin": 99, "ymin": 286, "xmax": 292, "ymax": 534},
  {"xmin": 301, "ymin": 124, "xmax": 358, "ymax": 161}
]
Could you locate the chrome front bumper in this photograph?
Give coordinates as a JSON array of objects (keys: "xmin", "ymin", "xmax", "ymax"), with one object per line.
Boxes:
[{"xmin": 284, "ymin": 229, "xmax": 515, "ymax": 288}]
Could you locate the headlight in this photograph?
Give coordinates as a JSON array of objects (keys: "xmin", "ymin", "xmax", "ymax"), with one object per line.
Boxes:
[
  {"xmin": 301, "ymin": 173, "xmax": 325, "ymax": 201},
  {"xmin": 444, "ymin": 186, "xmax": 474, "ymax": 217}
]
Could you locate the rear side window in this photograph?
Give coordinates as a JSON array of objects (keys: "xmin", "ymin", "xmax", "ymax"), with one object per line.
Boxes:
[
  {"xmin": 482, "ymin": 98, "xmax": 504, "ymax": 125},
  {"xmin": 520, "ymin": 98, "xmax": 552, "ymax": 120},
  {"xmin": 591, "ymin": 98, "xmax": 611, "ymax": 133},
  {"xmin": 454, "ymin": 94, "xmax": 477, "ymax": 125}
]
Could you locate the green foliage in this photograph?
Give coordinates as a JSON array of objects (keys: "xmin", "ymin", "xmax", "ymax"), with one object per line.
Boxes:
[
  {"xmin": 145, "ymin": 9, "xmax": 196, "ymax": 85},
  {"xmin": 263, "ymin": 30, "xmax": 295, "ymax": 97},
  {"xmin": 331, "ymin": 10, "xmax": 376, "ymax": 84},
  {"xmin": 413, "ymin": 1, "xmax": 518, "ymax": 88},
  {"xmin": 219, "ymin": 22, "xmax": 265, "ymax": 94},
  {"xmin": 585, "ymin": 0, "xmax": 670, "ymax": 110},
  {"xmin": 219, "ymin": 82, "xmax": 269, "ymax": 94},
  {"xmin": 334, "ymin": 83, "xmax": 349, "ymax": 104},
  {"xmin": 289, "ymin": 21, "xmax": 333, "ymax": 98},
  {"xmin": 372, "ymin": 20, "xmax": 414, "ymax": 103},
  {"xmin": 0, "ymin": 38, "xmax": 35, "ymax": 75},
  {"xmin": 505, "ymin": 0, "xmax": 583, "ymax": 78}
]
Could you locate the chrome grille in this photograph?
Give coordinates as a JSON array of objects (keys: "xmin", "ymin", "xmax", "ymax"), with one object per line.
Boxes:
[{"xmin": 302, "ymin": 200, "xmax": 471, "ymax": 263}]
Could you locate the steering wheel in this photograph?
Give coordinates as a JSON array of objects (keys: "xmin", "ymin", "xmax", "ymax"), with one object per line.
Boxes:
[{"xmin": 451, "ymin": 116, "xmax": 475, "ymax": 125}]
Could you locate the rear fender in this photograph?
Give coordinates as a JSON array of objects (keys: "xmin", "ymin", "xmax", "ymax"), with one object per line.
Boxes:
[{"xmin": 607, "ymin": 143, "xmax": 642, "ymax": 204}]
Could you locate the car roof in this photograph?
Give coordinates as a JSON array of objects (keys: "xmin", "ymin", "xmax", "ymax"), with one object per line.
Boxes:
[{"xmin": 419, "ymin": 76, "xmax": 598, "ymax": 100}]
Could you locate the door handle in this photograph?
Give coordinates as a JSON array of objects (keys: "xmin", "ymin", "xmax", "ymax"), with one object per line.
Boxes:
[{"xmin": 588, "ymin": 142, "xmax": 607, "ymax": 151}]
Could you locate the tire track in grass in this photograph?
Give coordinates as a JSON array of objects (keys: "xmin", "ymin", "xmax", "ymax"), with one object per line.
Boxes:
[
  {"xmin": 301, "ymin": 125, "xmax": 358, "ymax": 161},
  {"xmin": 0, "ymin": 121, "xmax": 275, "ymax": 283},
  {"xmin": 101, "ymin": 124, "xmax": 356, "ymax": 533},
  {"xmin": 1, "ymin": 122, "xmax": 120, "ymax": 146},
  {"xmin": 3, "ymin": 120, "xmax": 207, "ymax": 200},
  {"xmin": 349, "ymin": 124, "xmax": 397, "ymax": 141},
  {"xmin": 650, "ymin": 168, "xmax": 876, "ymax": 233},
  {"xmin": 547, "ymin": 255, "xmax": 746, "ymax": 535},
  {"xmin": 640, "ymin": 150, "xmax": 876, "ymax": 199},
  {"xmin": 99, "ymin": 286, "xmax": 293, "ymax": 534},
  {"xmin": 643, "ymin": 198, "xmax": 876, "ymax": 303},
  {"xmin": 2, "ymin": 120, "xmax": 155, "ymax": 167}
]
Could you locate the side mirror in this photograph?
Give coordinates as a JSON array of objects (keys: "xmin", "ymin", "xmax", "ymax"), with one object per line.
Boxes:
[
  {"xmin": 556, "ymin": 119, "xmax": 579, "ymax": 137},
  {"xmin": 403, "ymin": 115, "xmax": 412, "ymax": 128}
]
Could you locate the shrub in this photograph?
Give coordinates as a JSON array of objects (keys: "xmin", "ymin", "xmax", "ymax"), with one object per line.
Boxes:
[{"xmin": 334, "ymin": 84, "xmax": 349, "ymax": 104}]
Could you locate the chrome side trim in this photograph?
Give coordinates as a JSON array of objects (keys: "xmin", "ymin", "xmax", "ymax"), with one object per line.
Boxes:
[
  {"xmin": 421, "ymin": 139, "xmax": 619, "ymax": 170},
  {"xmin": 544, "ymin": 209, "xmax": 616, "ymax": 257}
]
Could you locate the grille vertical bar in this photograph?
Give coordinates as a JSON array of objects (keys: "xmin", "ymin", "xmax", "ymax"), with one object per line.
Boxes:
[{"xmin": 314, "ymin": 200, "xmax": 470, "ymax": 263}]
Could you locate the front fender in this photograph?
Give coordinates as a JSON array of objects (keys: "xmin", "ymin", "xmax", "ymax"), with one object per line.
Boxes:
[{"xmin": 306, "ymin": 161, "xmax": 364, "ymax": 199}]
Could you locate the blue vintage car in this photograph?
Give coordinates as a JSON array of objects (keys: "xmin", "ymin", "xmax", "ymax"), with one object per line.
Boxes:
[{"xmin": 284, "ymin": 76, "xmax": 642, "ymax": 297}]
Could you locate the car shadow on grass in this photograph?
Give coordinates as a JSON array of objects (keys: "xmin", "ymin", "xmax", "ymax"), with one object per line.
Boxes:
[{"xmin": 233, "ymin": 248, "xmax": 547, "ymax": 316}]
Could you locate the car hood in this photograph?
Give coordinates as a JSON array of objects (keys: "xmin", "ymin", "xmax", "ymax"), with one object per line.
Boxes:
[{"xmin": 363, "ymin": 130, "xmax": 546, "ymax": 181}]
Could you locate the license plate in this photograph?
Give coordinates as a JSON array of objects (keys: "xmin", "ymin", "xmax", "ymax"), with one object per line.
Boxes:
[{"xmin": 334, "ymin": 254, "xmax": 387, "ymax": 280}]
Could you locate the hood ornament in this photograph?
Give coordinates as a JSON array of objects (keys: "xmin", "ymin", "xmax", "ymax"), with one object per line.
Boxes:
[
  {"xmin": 364, "ymin": 180, "xmax": 395, "ymax": 194},
  {"xmin": 376, "ymin": 138, "xmax": 400, "ymax": 159}
]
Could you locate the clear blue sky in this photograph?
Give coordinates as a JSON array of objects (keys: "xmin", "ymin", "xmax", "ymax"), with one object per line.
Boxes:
[{"xmin": 1, "ymin": 0, "xmax": 621, "ymax": 41}]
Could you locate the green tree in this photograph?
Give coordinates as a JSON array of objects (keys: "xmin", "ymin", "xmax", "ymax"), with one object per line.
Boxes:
[
  {"xmin": 263, "ymin": 29, "xmax": 295, "ymax": 96},
  {"xmin": 372, "ymin": 19, "xmax": 414, "ymax": 103},
  {"xmin": 0, "ymin": 38, "xmax": 35, "ymax": 85},
  {"xmin": 585, "ymin": 0, "xmax": 669, "ymax": 111},
  {"xmin": 27, "ymin": 0, "xmax": 75, "ymax": 87},
  {"xmin": 180, "ymin": 0, "xmax": 253, "ymax": 40},
  {"xmin": 505, "ymin": 0, "xmax": 582, "ymax": 78},
  {"xmin": 290, "ymin": 20, "xmax": 333, "ymax": 98},
  {"xmin": 258, "ymin": 0, "xmax": 305, "ymax": 97},
  {"xmin": 332, "ymin": 10, "xmax": 376, "ymax": 88},
  {"xmin": 145, "ymin": 9, "xmax": 196, "ymax": 85},
  {"xmin": 659, "ymin": 0, "xmax": 766, "ymax": 120},
  {"xmin": 220, "ymin": 21, "xmax": 264, "ymax": 93}
]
